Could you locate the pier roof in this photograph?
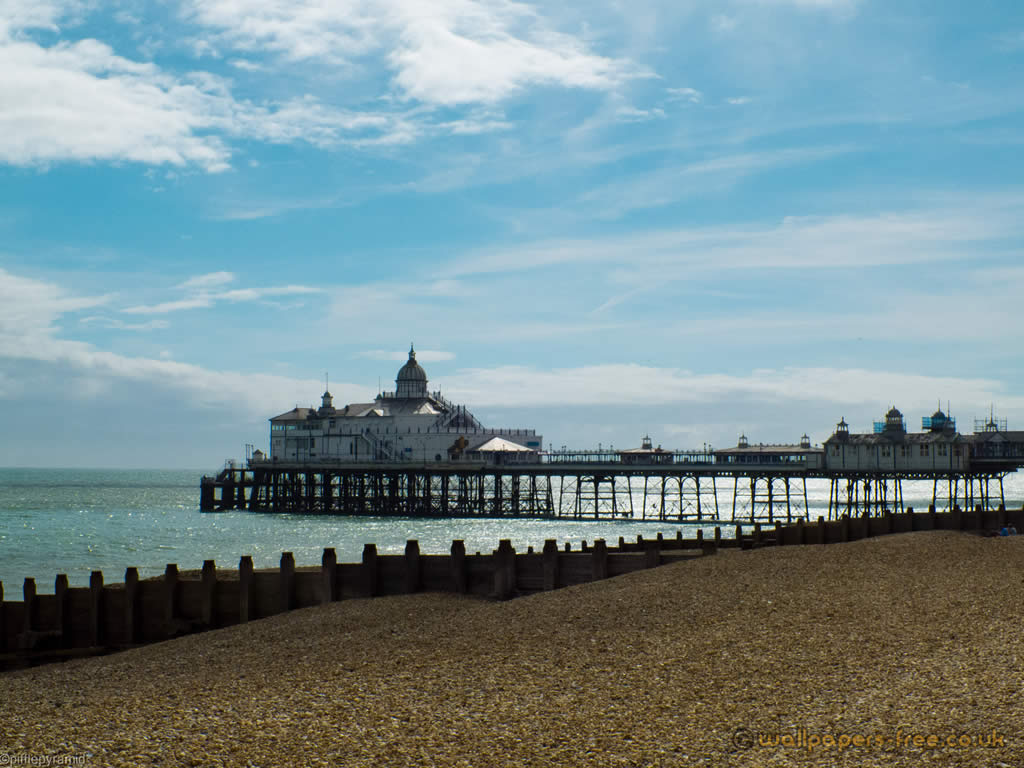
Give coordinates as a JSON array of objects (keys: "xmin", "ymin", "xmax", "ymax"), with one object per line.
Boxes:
[
  {"xmin": 270, "ymin": 407, "xmax": 314, "ymax": 422},
  {"xmin": 472, "ymin": 436, "xmax": 534, "ymax": 452}
]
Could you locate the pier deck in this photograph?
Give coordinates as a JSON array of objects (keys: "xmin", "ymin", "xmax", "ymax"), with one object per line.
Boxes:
[{"xmin": 200, "ymin": 455, "xmax": 1021, "ymax": 521}]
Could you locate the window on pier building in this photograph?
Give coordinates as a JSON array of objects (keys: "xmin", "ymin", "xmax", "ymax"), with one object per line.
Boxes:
[
  {"xmin": 900, "ymin": 446, "xmax": 907, "ymax": 457},
  {"xmin": 920, "ymin": 444, "xmax": 929, "ymax": 457},
  {"xmin": 938, "ymin": 444, "xmax": 947, "ymax": 456},
  {"xmin": 881, "ymin": 446, "xmax": 891, "ymax": 457}
]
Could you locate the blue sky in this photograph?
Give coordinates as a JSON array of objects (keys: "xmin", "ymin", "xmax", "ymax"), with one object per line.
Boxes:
[{"xmin": 1, "ymin": 0, "xmax": 1023, "ymax": 468}]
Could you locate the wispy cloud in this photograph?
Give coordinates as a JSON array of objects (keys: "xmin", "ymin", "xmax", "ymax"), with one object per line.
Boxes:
[
  {"xmin": 667, "ymin": 87, "xmax": 703, "ymax": 103},
  {"xmin": 572, "ymin": 145, "xmax": 855, "ymax": 219},
  {"xmin": 177, "ymin": 271, "xmax": 236, "ymax": 290},
  {"xmin": 443, "ymin": 364, "xmax": 1024, "ymax": 414},
  {"xmin": 447, "ymin": 194, "xmax": 1024, "ymax": 277},
  {"xmin": 182, "ymin": 0, "xmax": 647, "ymax": 107},
  {"xmin": 79, "ymin": 316, "xmax": 171, "ymax": 332},
  {"xmin": 122, "ymin": 275, "xmax": 324, "ymax": 315},
  {"xmin": 359, "ymin": 348, "xmax": 455, "ymax": 363}
]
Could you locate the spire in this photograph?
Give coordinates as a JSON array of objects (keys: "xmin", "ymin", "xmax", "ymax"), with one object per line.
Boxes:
[{"xmin": 409, "ymin": 342, "xmax": 416, "ymax": 360}]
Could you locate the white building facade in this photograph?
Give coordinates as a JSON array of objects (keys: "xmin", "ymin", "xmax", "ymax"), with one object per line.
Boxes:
[
  {"xmin": 823, "ymin": 407, "xmax": 967, "ymax": 473},
  {"xmin": 267, "ymin": 347, "xmax": 542, "ymax": 463}
]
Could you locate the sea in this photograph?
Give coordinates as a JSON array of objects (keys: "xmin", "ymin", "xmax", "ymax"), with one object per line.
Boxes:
[{"xmin": 2, "ymin": 468, "xmax": 1022, "ymax": 593}]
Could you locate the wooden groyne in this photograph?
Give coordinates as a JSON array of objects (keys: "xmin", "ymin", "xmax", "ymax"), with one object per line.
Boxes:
[
  {"xmin": 2, "ymin": 502, "xmax": 1020, "ymax": 672},
  {"xmin": 0, "ymin": 533, "xmax": 710, "ymax": 672}
]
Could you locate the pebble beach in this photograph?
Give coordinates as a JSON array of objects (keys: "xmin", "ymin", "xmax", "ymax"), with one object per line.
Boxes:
[{"xmin": 2, "ymin": 530, "xmax": 1022, "ymax": 767}]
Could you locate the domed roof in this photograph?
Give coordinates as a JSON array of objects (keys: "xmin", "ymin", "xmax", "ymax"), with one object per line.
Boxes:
[
  {"xmin": 932, "ymin": 409, "xmax": 946, "ymax": 420},
  {"xmin": 397, "ymin": 345, "xmax": 427, "ymax": 382},
  {"xmin": 886, "ymin": 406, "xmax": 903, "ymax": 419},
  {"xmin": 395, "ymin": 344, "xmax": 428, "ymax": 398}
]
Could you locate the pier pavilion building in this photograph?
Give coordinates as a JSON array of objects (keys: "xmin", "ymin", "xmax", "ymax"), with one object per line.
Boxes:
[
  {"xmin": 268, "ymin": 346, "xmax": 542, "ymax": 463},
  {"xmin": 823, "ymin": 407, "xmax": 967, "ymax": 473}
]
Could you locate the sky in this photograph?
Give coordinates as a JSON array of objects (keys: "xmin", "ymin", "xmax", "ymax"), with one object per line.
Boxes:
[{"xmin": 1, "ymin": 0, "xmax": 1023, "ymax": 468}]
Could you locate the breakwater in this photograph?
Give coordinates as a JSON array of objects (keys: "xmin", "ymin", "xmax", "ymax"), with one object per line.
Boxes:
[{"xmin": 2, "ymin": 502, "xmax": 1020, "ymax": 672}]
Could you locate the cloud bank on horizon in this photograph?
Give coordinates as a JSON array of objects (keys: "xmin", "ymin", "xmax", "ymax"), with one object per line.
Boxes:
[{"xmin": 1, "ymin": 0, "xmax": 1022, "ymax": 467}]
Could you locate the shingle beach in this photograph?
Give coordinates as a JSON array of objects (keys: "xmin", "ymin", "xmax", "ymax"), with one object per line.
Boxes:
[{"xmin": 2, "ymin": 530, "xmax": 1021, "ymax": 767}]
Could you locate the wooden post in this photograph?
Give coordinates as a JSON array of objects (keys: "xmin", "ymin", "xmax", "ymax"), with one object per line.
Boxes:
[
  {"xmin": 22, "ymin": 578, "xmax": 37, "ymax": 638},
  {"xmin": 644, "ymin": 539, "xmax": 660, "ymax": 569},
  {"xmin": 124, "ymin": 567, "xmax": 139, "ymax": 645},
  {"xmin": 164, "ymin": 564, "xmax": 178, "ymax": 638},
  {"xmin": 405, "ymin": 540, "xmax": 421, "ymax": 594},
  {"xmin": 493, "ymin": 540, "xmax": 516, "ymax": 600},
  {"xmin": 774, "ymin": 522, "xmax": 782, "ymax": 545},
  {"xmin": 564, "ymin": 542, "xmax": 571, "ymax": 552},
  {"xmin": 861, "ymin": 510, "xmax": 871, "ymax": 538},
  {"xmin": 451, "ymin": 540, "xmax": 467, "ymax": 594},
  {"xmin": 696, "ymin": 530, "xmax": 704, "ymax": 546},
  {"xmin": 841, "ymin": 515, "xmax": 850, "ymax": 542},
  {"xmin": 239, "ymin": 556, "xmax": 255, "ymax": 622},
  {"xmin": 0, "ymin": 581, "xmax": 4, "ymax": 652},
  {"xmin": 952, "ymin": 505, "xmax": 962, "ymax": 530},
  {"xmin": 581, "ymin": 540, "xmax": 589, "ymax": 553},
  {"xmin": 542, "ymin": 540, "xmax": 559, "ymax": 590},
  {"xmin": 817, "ymin": 516, "xmax": 826, "ymax": 545},
  {"xmin": 201, "ymin": 560, "xmax": 217, "ymax": 628},
  {"xmin": 734, "ymin": 524, "xmax": 743, "ymax": 546},
  {"xmin": 280, "ymin": 552, "xmax": 295, "ymax": 612},
  {"xmin": 591, "ymin": 539, "xmax": 608, "ymax": 581},
  {"xmin": 753, "ymin": 523, "xmax": 762, "ymax": 547},
  {"xmin": 883, "ymin": 510, "xmax": 893, "ymax": 535},
  {"xmin": 618, "ymin": 536, "xmax": 626, "ymax": 550},
  {"xmin": 928, "ymin": 504, "xmax": 937, "ymax": 530},
  {"xmin": 321, "ymin": 548, "xmax": 338, "ymax": 604},
  {"xmin": 54, "ymin": 574, "xmax": 69, "ymax": 647},
  {"xmin": 714, "ymin": 527, "xmax": 721, "ymax": 548},
  {"xmin": 362, "ymin": 544, "xmax": 378, "ymax": 598},
  {"xmin": 797, "ymin": 518, "xmax": 806, "ymax": 545},
  {"xmin": 89, "ymin": 571, "xmax": 104, "ymax": 647}
]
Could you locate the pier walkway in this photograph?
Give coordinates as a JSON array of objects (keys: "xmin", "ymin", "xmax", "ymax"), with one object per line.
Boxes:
[{"xmin": 200, "ymin": 449, "xmax": 1024, "ymax": 522}]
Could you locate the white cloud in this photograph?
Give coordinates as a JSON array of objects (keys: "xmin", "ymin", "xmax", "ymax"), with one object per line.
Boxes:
[
  {"xmin": 667, "ymin": 87, "xmax": 703, "ymax": 103},
  {"xmin": 177, "ymin": 271, "xmax": 236, "ymax": 290},
  {"xmin": 359, "ymin": 348, "xmax": 456, "ymax": 363},
  {"xmin": 0, "ymin": 16, "xmax": 421, "ymax": 171},
  {"xmin": 442, "ymin": 364, "xmax": 1024, "ymax": 414},
  {"xmin": 79, "ymin": 316, "xmax": 170, "ymax": 331},
  {"xmin": 0, "ymin": 267, "xmax": 352, "ymax": 417},
  {"xmin": 726, "ymin": 96, "xmax": 751, "ymax": 105},
  {"xmin": 184, "ymin": 0, "xmax": 644, "ymax": 106},
  {"xmin": 122, "ymin": 278, "xmax": 324, "ymax": 315},
  {"xmin": 566, "ymin": 145, "xmax": 855, "ymax": 220},
  {"xmin": 615, "ymin": 105, "xmax": 665, "ymax": 122},
  {"xmin": 447, "ymin": 195, "xmax": 1024, "ymax": 277}
]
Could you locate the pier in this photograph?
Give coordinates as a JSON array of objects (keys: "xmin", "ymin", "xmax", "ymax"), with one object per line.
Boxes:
[
  {"xmin": 200, "ymin": 446, "xmax": 1024, "ymax": 522},
  {"xmin": 201, "ymin": 349, "xmax": 1024, "ymax": 521}
]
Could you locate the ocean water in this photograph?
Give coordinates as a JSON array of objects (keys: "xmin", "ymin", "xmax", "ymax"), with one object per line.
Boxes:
[{"xmin": 1, "ymin": 468, "xmax": 1022, "ymax": 593}]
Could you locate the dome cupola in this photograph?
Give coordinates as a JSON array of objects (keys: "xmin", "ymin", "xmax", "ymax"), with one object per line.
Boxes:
[{"xmin": 395, "ymin": 344, "xmax": 428, "ymax": 398}]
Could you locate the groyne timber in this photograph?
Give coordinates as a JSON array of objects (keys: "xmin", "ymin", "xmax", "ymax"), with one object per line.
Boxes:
[{"xmin": 3, "ymin": 504, "xmax": 1019, "ymax": 671}]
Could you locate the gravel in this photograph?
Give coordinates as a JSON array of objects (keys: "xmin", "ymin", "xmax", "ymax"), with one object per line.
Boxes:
[{"xmin": 2, "ymin": 530, "xmax": 1022, "ymax": 767}]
